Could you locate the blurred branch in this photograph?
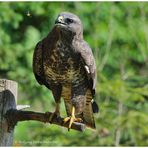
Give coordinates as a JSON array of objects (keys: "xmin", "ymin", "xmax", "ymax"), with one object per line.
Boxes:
[
  {"xmin": 139, "ymin": 3, "xmax": 148, "ymax": 66},
  {"xmin": 5, "ymin": 109, "xmax": 86, "ymax": 132},
  {"xmin": 127, "ymin": 4, "xmax": 148, "ymax": 66},
  {"xmin": 99, "ymin": 6, "xmax": 114, "ymax": 72},
  {"xmin": 115, "ymin": 101, "xmax": 123, "ymax": 146},
  {"xmin": 126, "ymin": 76, "xmax": 148, "ymax": 87},
  {"xmin": 115, "ymin": 62, "xmax": 125, "ymax": 146}
]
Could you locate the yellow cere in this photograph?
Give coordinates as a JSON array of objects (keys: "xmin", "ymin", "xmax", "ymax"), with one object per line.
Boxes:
[{"xmin": 58, "ymin": 16, "xmax": 64, "ymax": 21}]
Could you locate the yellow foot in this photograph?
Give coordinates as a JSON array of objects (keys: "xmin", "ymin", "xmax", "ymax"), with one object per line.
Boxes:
[{"xmin": 63, "ymin": 116, "xmax": 83, "ymax": 131}]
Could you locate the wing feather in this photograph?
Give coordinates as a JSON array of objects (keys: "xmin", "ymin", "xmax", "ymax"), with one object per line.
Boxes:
[
  {"xmin": 33, "ymin": 41, "xmax": 50, "ymax": 89},
  {"xmin": 33, "ymin": 41, "xmax": 43, "ymax": 84},
  {"xmin": 74, "ymin": 40, "xmax": 97, "ymax": 97}
]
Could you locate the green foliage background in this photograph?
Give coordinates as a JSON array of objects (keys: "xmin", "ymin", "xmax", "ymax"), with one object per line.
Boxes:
[{"xmin": 0, "ymin": 2, "xmax": 148, "ymax": 146}]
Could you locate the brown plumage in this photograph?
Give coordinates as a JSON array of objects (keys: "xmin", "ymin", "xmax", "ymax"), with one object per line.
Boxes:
[{"xmin": 33, "ymin": 12, "xmax": 99, "ymax": 130}]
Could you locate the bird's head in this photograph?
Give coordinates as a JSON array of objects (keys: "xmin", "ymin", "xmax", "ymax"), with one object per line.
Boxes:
[{"xmin": 55, "ymin": 12, "xmax": 83, "ymax": 40}]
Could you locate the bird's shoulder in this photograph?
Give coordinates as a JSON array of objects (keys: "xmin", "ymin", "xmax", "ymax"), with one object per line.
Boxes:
[{"xmin": 73, "ymin": 40, "xmax": 95, "ymax": 64}]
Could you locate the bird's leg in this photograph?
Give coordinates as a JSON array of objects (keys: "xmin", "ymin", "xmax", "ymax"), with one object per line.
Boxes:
[
  {"xmin": 54, "ymin": 103, "xmax": 60, "ymax": 116},
  {"xmin": 47, "ymin": 103, "xmax": 60, "ymax": 123},
  {"xmin": 63, "ymin": 106, "xmax": 82, "ymax": 131},
  {"xmin": 47, "ymin": 86, "xmax": 62, "ymax": 123}
]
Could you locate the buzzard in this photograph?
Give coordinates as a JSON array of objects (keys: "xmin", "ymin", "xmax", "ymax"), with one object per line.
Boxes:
[{"xmin": 33, "ymin": 12, "xmax": 99, "ymax": 130}]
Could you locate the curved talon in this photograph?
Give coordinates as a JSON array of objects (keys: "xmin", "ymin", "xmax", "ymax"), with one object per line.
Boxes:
[
  {"xmin": 50, "ymin": 112, "xmax": 60, "ymax": 123},
  {"xmin": 63, "ymin": 117, "xmax": 71, "ymax": 123},
  {"xmin": 64, "ymin": 117, "xmax": 82, "ymax": 123},
  {"xmin": 49, "ymin": 112, "xmax": 56, "ymax": 123},
  {"xmin": 47, "ymin": 103, "xmax": 60, "ymax": 123},
  {"xmin": 75, "ymin": 118, "xmax": 83, "ymax": 122},
  {"xmin": 68, "ymin": 116, "xmax": 74, "ymax": 131},
  {"xmin": 63, "ymin": 116, "xmax": 83, "ymax": 130},
  {"xmin": 45, "ymin": 112, "xmax": 51, "ymax": 123},
  {"xmin": 63, "ymin": 106, "xmax": 83, "ymax": 131}
]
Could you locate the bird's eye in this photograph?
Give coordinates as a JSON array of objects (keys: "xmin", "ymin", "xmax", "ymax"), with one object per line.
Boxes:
[{"xmin": 66, "ymin": 18, "xmax": 74, "ymax": 24}]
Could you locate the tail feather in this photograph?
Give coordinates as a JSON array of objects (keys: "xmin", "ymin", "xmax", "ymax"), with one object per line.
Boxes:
[
  {"xmin": 83, "ymin": 102, "xmax": 96, "ymax": 129},
  {"xmin": 82, "ymin": 89, "xmax": 97, "ymax": 129},
  {"xmin": 63, "ymin": 87, "xmax": 98, "ymax": 129},
  {"xmin": 92, "ymin": 101, "xmax": 99, "ymax": 113}
]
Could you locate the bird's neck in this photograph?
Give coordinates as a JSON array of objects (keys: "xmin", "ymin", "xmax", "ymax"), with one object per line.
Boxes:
[{"xmin": 49, "ymin": 26, "xmax": 83, "ymax": 44}]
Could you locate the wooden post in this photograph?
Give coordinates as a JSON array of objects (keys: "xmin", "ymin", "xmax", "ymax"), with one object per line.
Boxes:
[{"xmin": 0, "ymin": 79, "xmax": 17, "ymax": 146}]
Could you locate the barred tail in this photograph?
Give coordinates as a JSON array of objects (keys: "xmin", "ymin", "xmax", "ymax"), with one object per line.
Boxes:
[{"xmin": 83, "ymin": 89, "xmax": 96, "ymax": 129}]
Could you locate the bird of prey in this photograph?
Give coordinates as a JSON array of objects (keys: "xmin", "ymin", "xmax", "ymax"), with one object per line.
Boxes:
[{"xmin": 33, "ymin": 12, "xmax": 99, "ymax": 130}]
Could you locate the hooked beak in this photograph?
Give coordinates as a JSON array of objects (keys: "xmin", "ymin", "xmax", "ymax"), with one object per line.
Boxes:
[{"xmin": 55, "ymin": 15, "xmax": 66, "ymax": 26}]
